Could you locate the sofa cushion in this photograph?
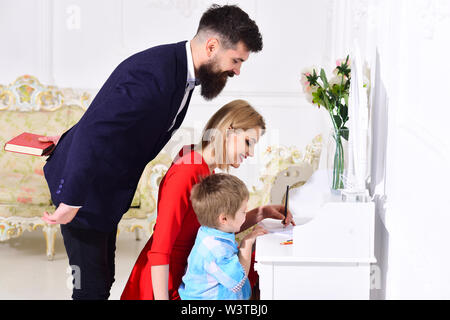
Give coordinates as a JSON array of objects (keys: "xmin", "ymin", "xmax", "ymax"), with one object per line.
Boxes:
[
  {"xmin": 0, "ymin": 171, "xmax": 51, "ymax": 206},
  {"xmin": 0, "ymin": 203, "xmax": 55, "ymax": 219}
]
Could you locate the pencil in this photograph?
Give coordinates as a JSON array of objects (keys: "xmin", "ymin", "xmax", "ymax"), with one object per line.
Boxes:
[{"xmin": 283, "ymin": 185, "xmax": 289, "ymax": 224}]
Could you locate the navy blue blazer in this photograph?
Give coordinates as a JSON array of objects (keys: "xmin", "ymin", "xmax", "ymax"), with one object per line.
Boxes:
[{"xmin": 44, "ymin": 41, "xmax": 194, "ymax": 232}]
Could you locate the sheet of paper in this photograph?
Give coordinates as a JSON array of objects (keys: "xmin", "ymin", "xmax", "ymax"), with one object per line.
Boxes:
[{"xmin": 258, "ymin": 218, "xmax": 294, "ymax": 237}]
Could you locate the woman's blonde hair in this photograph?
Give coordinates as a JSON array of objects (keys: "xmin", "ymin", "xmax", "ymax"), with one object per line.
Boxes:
[{"xmin": 200, "ymin": 99, "xmax": 266, "ymax": 170}]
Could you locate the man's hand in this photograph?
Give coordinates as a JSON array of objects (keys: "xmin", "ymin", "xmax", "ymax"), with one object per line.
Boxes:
[
  {"xmin": 260, "ymin": 204, "xmax": 296, "ymax": 227},
  {"xmin": 38, "ymin": 135, "xmax": 61, "ymax": 146},
  {"xmin": 42, "ymin": 203, "xmax": 79, "ymax": 225}
]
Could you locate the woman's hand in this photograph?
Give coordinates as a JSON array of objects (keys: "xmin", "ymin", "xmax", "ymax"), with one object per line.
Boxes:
[
  {"xmin": 239, "ymin": 204, "xmax": 295, "ymax": 232},
  {"xmin": 260, "ymin": 204, "xmax": 296, "ymax": 227}
]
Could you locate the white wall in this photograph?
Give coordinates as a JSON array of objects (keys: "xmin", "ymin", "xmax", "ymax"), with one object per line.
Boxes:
[
  {"xmin": 0, "ymin": 1, "xmax": 42, "ymax": 79},
  {"xmin": 384, "ymin": 0, "xmax": 450, "ymax": 299},
  {"xmin": 331, "ymin": 0, "xmax": 450, "ymax": 299}
]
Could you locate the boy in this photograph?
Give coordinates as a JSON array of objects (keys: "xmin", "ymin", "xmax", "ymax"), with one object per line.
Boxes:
[{"xmin": 179, "ymin": 173, "xmax": 267, "ymax": 300}]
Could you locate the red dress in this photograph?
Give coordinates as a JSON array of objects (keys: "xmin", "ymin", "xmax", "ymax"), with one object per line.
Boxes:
[{"xmin": 121, "ymin": 145, "xmax": 211, "ymax": 300}]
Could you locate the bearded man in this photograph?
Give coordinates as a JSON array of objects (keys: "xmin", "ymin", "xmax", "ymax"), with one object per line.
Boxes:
[{"xmin": 39, "ymin": 4, "xmax": 263, "ymax": 300}]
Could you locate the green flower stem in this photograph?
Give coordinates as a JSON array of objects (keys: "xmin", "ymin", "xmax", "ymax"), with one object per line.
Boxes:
[
  {"xmin": 338, "ymin": 136, "xmax": 344, "ymax": 189},
  {"xmin": 331, "ymin": 129, "xmax": 345, "ymax": 190},
  {"xmin": 305, "ymin": 59, "xmax": 350, "ymax": 191},
  {"xmin": 328, "ymin": 104, "xmax": 343, "ymax": 190}
]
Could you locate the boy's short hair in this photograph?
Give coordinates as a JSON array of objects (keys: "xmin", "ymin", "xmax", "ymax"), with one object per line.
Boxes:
[{"xmin": 190, "ymin": 173, "xmax": 249, "ymax": 228}]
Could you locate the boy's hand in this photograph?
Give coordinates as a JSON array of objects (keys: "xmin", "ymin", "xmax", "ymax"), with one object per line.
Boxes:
[
  {"xmin": 238, "ymin": 225, "xmax": 268, "ymax": 276},
  {"xmin": 242, "ymin": 225, "xmax": 268, "ymax": 245}
]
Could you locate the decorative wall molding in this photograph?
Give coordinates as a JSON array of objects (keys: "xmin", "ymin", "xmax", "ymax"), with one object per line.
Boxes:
[
  {"xmin": 190, "ymin": 90, "xmax": 313, "ymax": 109},
  {"xmin": 135, "ymin": 0, "xmax": 259, "ymax": 18},
  {"xmin": 75, "ymin": 87, "xmax": 313, "ymax": 110},
  {"xmin": 143, "ymin": 0, "xmax": 207, "ymax": 18}
]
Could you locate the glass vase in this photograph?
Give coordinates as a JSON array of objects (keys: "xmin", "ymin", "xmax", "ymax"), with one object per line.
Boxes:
[{"xmin": 327, "ymin": 128, "xmax": 349, "ymax": 193}]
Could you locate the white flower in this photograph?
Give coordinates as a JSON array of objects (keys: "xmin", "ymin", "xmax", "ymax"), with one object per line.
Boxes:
[
  {"xmin": 335, "ymin": 57, "xmax": 351, "ymax": 68},
  {"xmin": 328, "ymin": 74, "xmax": 347, "ymax": 87},
  {"xmin": 300, "ymin": 67, "xmax": 320, "ymax": 104},
  {"xmin": 300, "ymin": 67, "xmax": 318, "ymax": 89},
  {"xmin": 333, "ymin": 57, "xmax": 351, "ymax": 79}
]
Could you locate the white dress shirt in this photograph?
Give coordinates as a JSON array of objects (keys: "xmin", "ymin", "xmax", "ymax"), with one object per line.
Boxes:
[
  {"xmin": 67, "ymin": 41, "xmax": 197, "ymax": 210},
  {"xmin": 167, "ymin": 40, "xmax": 197, "ymax": 131}
]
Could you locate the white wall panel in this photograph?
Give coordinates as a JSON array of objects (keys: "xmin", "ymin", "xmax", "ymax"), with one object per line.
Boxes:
[
  {"xmin": 329, "ymin": 0, "xmax": 450, "ymax": 299},
  {"xmin": 0, "ymin": 0, "xmax": 41, "ymax": 82}
]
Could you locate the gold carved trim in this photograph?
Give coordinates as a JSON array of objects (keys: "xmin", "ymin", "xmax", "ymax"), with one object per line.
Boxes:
[{"xmin": 0, "ymin": 75, "xmax": 91, "ymax": 112}]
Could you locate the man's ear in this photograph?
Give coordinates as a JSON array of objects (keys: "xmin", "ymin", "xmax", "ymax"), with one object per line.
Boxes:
[{"xmin": 205, "ymin": 38, "xmax": 219, "ymax": 58}]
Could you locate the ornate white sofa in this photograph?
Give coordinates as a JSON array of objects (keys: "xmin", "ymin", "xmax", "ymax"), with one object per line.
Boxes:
[
  {"xmin": 247, "ymin": 137, "xmax": 322, "ymax": 209},
  {"xmin": 0, "ymin": 75, "xmax": 173, "ymax": 260},
  {"xmin": 0, "ymin": 75, "xmax": 323, "ymax": 259}
]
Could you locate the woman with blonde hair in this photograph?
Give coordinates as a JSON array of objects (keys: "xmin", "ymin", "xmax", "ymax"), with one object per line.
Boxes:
[{"xmin": 121, "ymin": 99, "xmax": 294, "ymax": 300}]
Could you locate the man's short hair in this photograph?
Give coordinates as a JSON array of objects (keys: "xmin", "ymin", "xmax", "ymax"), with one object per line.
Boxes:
[
  {"xmin": 190, "ymin": 173, "xmax": 249, "ymax": 228},
  {"xmin": 197, "ymin": 4, "xmax": 263, "ymax": 52}
]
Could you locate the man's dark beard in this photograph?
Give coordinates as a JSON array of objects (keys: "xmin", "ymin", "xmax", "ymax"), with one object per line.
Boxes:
[{"xmin": 197, "ymin": 61, "xmax": 234, "ymax": 100}]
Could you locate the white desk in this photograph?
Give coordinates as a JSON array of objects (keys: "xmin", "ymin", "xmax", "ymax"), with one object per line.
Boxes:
[{"xmin": 255, "ymin": 201, "xmax": 376, "ymax": 300}]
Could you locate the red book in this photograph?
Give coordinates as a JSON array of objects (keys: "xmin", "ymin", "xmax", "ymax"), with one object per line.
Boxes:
[{"xmin": 4, "ymin": 132, "xmax": 55, "ymax": 156}]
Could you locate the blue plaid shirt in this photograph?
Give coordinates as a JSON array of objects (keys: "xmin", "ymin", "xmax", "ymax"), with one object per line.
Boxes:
[{"xmin": 179, "ymin": 226, "xmax": 251, "ymax": 300}]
